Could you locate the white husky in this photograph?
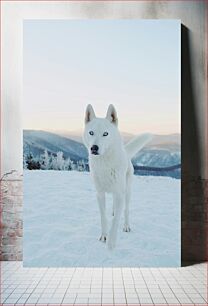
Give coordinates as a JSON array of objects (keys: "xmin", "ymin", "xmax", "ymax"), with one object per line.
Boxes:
[{"xmin": 83, "ymin": 104, "xmax": 152, "ymax": 249}]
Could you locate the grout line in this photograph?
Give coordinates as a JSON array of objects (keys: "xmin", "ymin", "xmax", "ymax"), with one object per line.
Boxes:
[
  {"xmin": 121, "ymin": 268, "xmax": 128, "ymax": 305},
  {"xmin": 62, "ymin": 266, "xmax": 77, "ymax": 304},
  {"xmin": 139, "ymin": 268, "xmax": 154, "ymax": 305},
  {"xmin": 130, "ymin": 267, "xmax": 141, "ymax": 305}
]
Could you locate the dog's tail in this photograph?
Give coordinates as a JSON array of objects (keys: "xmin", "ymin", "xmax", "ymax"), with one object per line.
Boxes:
[{"xmin": 125, "ymin": 133, "xmax": 153, "ymax": 159}]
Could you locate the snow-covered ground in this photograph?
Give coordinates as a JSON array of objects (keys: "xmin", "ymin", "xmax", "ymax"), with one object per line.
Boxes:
[{"xmin": 23, "ymin": 170, "xmax": 181, "ymax": 267}]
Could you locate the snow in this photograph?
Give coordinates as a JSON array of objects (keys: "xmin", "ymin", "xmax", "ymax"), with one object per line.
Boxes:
[{"xmin": 23, "ymin": 170, "xmax": 181, "ymax": 267}]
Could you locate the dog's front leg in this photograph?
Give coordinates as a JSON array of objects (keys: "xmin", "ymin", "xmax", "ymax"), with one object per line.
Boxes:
[
  {"xmin": 107, "ymin": 192, "xmax": 125, "ymax": 249},
  {"xmin": 97, "ymin": 192, "xmax": 107, "ymax": 242}
]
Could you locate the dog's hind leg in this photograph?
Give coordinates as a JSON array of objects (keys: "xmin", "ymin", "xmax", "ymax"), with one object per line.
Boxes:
[
  {"xmin": 97, "ymin": 192, "xmax": 107, "ymax": 242},
  {"xmin": 112, "ymin": 202, "xmax": 115, "ymax": 216},
  {"xmin": 123, "ymin": 186, "xmax": 131, "ymax": 232},
  {"xmin": 107, "ymin": 192, "xmax": 125, "ymax": 249},
  {"xmin": 123, "ymin": 169, "xmax": 133, "ymax": 232}
]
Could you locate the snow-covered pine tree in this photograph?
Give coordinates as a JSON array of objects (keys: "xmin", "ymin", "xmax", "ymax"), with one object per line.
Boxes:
[
  {"xmin": 51, "ymin": 154, "xmax": 58, "ymax": 170},
  {"xmin": 71, "ymin": 161, "xmax": 76, "ymax": 170},
  {"xmin": 41, "ymin": 150, "xmax": 50, "ymax": 170},
  {"xmin": 64, "ymin": 157, "xmax": 74, "ymax": 170},
  {"xmin": 56, "ymin": 151, "xmax": 65, "ymax": 170},
  {"xmin": 48, "ymin": 154, "xmax": 53, "ymax": 170},
  {"xmin": 77, "ymin": 159, "xmax": 86, "ymax": 171},
  {"xmin": 80, "ymin": 159, "xmax": 86, "ymax": 171},
  {"xmin": 26, "ymin": 153, "xmax": 41, "ymax": 170}
]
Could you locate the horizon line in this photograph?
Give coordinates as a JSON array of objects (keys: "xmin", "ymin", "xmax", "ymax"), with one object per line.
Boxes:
[{"xmin": 23, "ymin": 128, "xmax": 181, "ymax": 136}]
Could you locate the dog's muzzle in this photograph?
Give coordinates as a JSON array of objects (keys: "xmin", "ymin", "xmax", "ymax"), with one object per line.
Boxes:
[{"xmin": 91, "ymin": 145, "xmax": 99, "ymax": 155}]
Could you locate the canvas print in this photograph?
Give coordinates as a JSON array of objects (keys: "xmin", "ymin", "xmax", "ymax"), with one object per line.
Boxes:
[{"xmin": 23, "ymin": 20, "xmax": 181, "ymax": 267}]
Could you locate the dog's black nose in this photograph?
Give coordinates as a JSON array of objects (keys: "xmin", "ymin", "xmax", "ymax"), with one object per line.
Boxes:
[{"xmin": 91, "ymin": 145, "xmax": 99, "ymax": 154}]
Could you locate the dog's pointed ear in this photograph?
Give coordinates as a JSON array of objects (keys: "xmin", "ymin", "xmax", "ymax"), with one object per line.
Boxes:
[
  {"xmin": 85, "ymin": 104, "xmax": 96, "ymax": 124},
  {"xmin": 106, "ymin": 104, "xmax": 118, "ymax": 125}
]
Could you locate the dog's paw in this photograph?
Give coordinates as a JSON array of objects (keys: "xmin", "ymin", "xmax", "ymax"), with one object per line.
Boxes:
[
  {"xmin": 123, "ymin": 225, "xmax": 131, "ymax": 232},
  {"xmin": 99, "ymin": 235, "xmax": 107, "ymax": 242}
]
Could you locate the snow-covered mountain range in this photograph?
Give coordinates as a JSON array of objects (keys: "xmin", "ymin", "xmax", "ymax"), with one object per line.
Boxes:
[
  {"xmin": 23, "ymin": 130, "xmax": 181, "ymax": 168},
  {"xmin": 23, "ymin": 130, "xmax": 87, "ymax": 161}
]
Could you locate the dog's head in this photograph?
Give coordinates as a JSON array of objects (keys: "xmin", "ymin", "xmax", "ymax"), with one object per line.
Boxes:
[{"xmin": 83, "ymin": 104, "xmax": 119, "ymax": 156}]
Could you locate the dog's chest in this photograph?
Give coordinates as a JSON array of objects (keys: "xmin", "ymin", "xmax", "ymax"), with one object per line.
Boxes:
[{"xmin": 90, "ymin": 160, "xmax": 120, "ymax": 191}]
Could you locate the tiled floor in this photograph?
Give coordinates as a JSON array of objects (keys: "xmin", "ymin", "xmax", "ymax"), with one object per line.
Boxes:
[{"xmin": 0, "ymin": 261, "xmax": 207, "ymax": 305}]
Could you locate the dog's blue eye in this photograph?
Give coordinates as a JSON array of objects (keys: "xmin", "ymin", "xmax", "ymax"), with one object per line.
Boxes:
[
  {"xmin": 89, "ymin": 131, "xmax": 94, "ymax": 135},
  {"xmin": 103, "ymin": 132, "xmax": 108, "ymax": 136}
]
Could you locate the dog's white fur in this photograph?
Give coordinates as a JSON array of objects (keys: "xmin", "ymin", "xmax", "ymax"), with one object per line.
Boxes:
[{"xmin": 83, "ymin": 104, "xmax": 152, "ymax": 249}]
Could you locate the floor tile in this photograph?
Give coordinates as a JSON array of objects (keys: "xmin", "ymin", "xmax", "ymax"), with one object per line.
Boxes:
[{"xmin": 0, "ymin": 261, "xmax": 207, "ymax": 305}]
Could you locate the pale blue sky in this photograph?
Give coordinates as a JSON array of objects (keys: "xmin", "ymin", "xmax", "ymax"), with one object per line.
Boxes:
[{"xmin": 23, "ymin": 20, "xmax": 180, "ymax": 134}]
